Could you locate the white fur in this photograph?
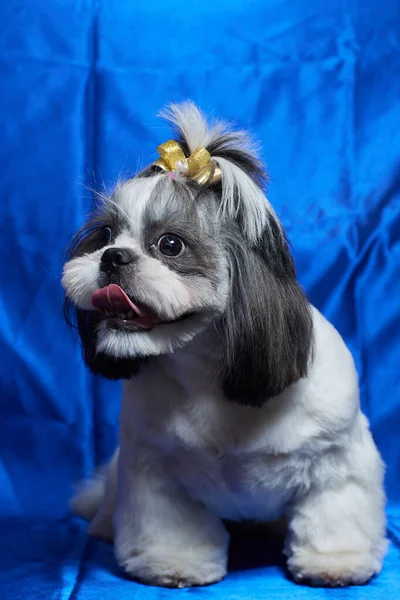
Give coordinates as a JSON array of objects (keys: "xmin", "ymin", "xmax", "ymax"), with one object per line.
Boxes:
[
  {"xmin": 159, "ymin": 101, "xmax": 258, "ymax": 158},
  {"xmin": 159, "ymin": 102, "xmax": 215, "ymax": 153},
  {"xmin": 96, "ymin": 312, "xmax": 213, "ymax": 358},
  {"xmin": 72, "ymin": 308, "xmax": 387, "ymax": 587},
  {"xmin": 160, "ymin": 102, "xmax": 272, "ymax": 242},
  {"xmin": 62, "ymin": 173, "xmax": 229, "ymax": 358},
  {"xmin": 67, "ymin": 102, "xmax": 386, "ymax": 589},
  {"xmin": 62, "ymin": 251, "xmax": 101, "ymax": 311},
  {"xmin": 214, "ymin": 156, "xmax": 270, "ymax": 241},
  {"xmin": 113, "ymin": 177, "xmax": 162, "ymax": 237}
]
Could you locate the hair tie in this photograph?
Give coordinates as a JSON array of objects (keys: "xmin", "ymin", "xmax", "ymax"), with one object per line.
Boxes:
[{"xmin": 153, "ymin": 140, "xmax": 221, "ymax": 185}]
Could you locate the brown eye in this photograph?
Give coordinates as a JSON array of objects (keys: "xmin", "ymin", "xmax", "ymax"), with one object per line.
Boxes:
[{"xmin": 158, "ymin": 234, "xmax": 184, "ymax": 257}]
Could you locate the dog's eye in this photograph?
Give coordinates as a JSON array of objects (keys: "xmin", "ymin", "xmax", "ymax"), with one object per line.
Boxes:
[
  {"xmin": 157, "ymin": 234, "xmax": 185, "ymax": 257},
  {"xmin": 100, "ymin": 226, "xmax": 113, "ymax": 245}
]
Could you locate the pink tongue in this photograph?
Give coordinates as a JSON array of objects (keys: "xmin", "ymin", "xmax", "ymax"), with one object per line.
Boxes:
[{"xmin": 91, "ymin": 284, "xmax": 145, "ymax": 316}]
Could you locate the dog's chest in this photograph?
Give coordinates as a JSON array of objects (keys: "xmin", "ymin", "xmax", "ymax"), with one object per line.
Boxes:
[
  {"xmin": 171, "ymin": 445, "xmax": 296, "ymax": 520},
  {"xmin": 123, "ymin": 363, "xmax": 308, "ymax": 521},
  {"xmin": 139, "ymin": 401, "xmax": 296, "ymax": 520}
]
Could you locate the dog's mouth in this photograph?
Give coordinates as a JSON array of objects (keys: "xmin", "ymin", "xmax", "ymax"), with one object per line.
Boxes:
[
  {"xmin": 91, "ymin": 284, "xmax": 161, "ymax": 329},
  {"xmin": 91, "ymin": 284, "xmax": 192, "ymax": 331}
]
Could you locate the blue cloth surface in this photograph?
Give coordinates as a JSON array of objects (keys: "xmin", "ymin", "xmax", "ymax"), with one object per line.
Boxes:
[
  {"xmin": 0, "ymin": 515, "xmax": 400, "ymax": 599},
  {"xmin": 0, "ymin": 0, "xmax": 399, "ymax": 597}
]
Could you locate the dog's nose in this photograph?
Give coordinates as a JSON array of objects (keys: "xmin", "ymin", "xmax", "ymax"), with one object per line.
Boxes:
[{"xmin": 100, "ymin": 247, "xmax": 135, "ymax": 271}]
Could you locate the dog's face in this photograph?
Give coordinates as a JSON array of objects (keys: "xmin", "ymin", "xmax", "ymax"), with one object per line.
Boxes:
[
  {"xmin": 63, "ymin": 102, "xmax": 314, "ymax": 405},
  {"xmin": 63, "ymin": 175, "xmax": 229, "ymax": 373}
]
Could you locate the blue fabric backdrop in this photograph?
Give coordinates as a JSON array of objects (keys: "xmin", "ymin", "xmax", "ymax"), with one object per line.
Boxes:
[{"xmin": 0, "ymin": 0, "xmax": 399, "ymax": 598}]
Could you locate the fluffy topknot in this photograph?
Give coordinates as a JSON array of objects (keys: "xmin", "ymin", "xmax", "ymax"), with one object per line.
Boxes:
[{"xmin": 156, "ymin": 102, "xmax": 278, "ymax": 243}]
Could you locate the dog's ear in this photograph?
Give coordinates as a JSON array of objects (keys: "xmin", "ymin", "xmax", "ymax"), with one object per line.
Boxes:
[
  {"xmin": 64, "ymin": 300, "xmax": 144, "ymax": 379},
  {"xmin": 158, "ymin": 103, "xmax": 314, "ymax": 405},
  {"xmin": 218, "ymin": 218, "xmax": 314, "ymax": 407}
]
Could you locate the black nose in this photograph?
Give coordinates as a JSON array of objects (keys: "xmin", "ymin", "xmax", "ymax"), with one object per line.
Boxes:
[{"xmin": 100, "ymin": 247, "xmax": 135, "ymax": 271}]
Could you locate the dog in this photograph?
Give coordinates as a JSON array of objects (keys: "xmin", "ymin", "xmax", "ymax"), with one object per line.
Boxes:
[{"xmin": 62, "ymin": 102, "xmax": 387, "ymax": 588}]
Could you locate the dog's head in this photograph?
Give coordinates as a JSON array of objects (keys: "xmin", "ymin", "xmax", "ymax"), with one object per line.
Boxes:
[{"xmin": 62, "ymin": 102, "xmax": 313, "ymax": 405}]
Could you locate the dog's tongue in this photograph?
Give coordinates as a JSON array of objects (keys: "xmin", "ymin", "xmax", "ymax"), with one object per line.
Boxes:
[{"xmin": 91, "ymin": 284, "xmax": 145, "ymax": 316}]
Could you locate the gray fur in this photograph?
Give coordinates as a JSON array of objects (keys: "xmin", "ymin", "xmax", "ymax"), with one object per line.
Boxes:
[{"xmin": 63, "ymin": 102, "xmax": 314, "ymax": 403}]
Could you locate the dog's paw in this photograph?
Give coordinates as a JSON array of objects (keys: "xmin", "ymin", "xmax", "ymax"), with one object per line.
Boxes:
[
  {"xmin": 120, "ymin": 551, "xmax": 227, "ymax": 588},
  {"xmin": 287, "ymin": 551, "xmax": 382, "ymax": 587}
]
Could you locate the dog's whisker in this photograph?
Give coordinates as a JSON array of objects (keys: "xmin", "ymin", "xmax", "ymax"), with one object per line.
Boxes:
[{"xmin": 62, "ymin": 101, "xmax": 387, "ymax": 590}]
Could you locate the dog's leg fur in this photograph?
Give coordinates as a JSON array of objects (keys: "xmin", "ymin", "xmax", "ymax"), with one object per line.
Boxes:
[
  {"xmin": 70, "ymin": 449, "xmax": 118, "ymax": 542},
  {"xmin": 71, "ymin": 416, "xmax": 386, "ymax": 588},
  {"xmin": 113, "ymin": 442, "xmax": 229, "ymax": 588},
  {"xmin": 285, "ymin": 417, "xmax": 387, "ymax": 587}
]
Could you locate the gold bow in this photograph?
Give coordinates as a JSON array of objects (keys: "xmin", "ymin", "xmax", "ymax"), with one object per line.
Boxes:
[{"xmin": 153, "ymin": 140, "xmax": 221, "ymax": 185}]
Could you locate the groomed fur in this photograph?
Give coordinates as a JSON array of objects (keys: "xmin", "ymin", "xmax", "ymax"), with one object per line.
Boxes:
[
  {"xmin": 64, "ymin": 102, "xmax": 313, "ymax": 403},
  {"xmin": 63, "ymin": 102, "xmax": 386, "ymax": 590}
]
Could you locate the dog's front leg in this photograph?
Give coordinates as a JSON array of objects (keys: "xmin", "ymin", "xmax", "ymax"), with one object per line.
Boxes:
[
  {"xmin": 114, "ymin": 442, "xmax": 229, "ymax": 588},
  {"xmin": 284, "ymin": 427, "xmax": 387, "ymax": 587}
]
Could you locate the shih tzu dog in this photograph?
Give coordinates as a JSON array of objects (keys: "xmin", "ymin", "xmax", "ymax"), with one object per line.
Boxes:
[{"xmin": 63, "ymin": 102, "xmax": 387, "ymax": 588}]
